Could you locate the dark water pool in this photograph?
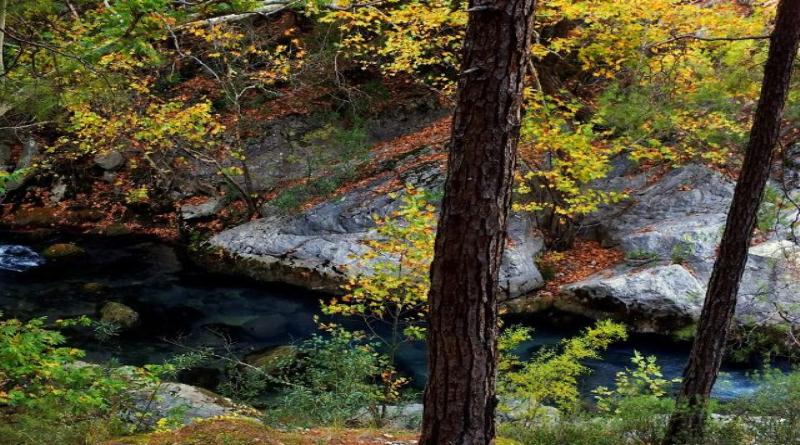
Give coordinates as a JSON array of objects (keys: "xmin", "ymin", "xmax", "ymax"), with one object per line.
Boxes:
[{"xmin": 0, "ymin": 233, "xmax": 763, "ymax": 400}]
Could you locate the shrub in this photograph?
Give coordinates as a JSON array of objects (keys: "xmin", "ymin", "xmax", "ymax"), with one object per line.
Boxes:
[
  {"xmin": 263, "ymin": 330, "xmax": 409, "ymax": 427},
  {"xmin": 497, "ymin": 320, "xmax": 627, "ymax": 419},
  {"xmin": 0, "ymin": 314, "xmax": 131, "ymax": 445},
  {"xmin": 322, "ymin": 186, "xmax": 436, "ymax": 358}
]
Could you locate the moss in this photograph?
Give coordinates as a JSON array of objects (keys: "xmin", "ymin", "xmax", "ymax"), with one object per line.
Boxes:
[
  {"xmin": 245, "ymin": 345, "xmax": 297, "ymax": 373},
  {"xmin": 42, "ymin": 243, "xmax": 86, "ymax": 259},
  {"xmin": 99, "ymin": 302, "xmax": 139, "ymax": 329}
]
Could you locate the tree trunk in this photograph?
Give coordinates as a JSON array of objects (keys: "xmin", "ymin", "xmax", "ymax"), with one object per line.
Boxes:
[
  {"xmin": 0, "ymin": 0, "xmax": 7, "ymax": 83},
  {"xmin": 419, "ymin": 1, "xmax": 536, "ymax": 444},
  {"xmin": 662, "ymin": 2, "xmax": 800, "ymax": 444}
]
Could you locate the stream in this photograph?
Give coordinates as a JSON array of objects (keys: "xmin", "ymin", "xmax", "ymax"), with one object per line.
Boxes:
[{"xmin": 0, "ymin": 233, "xmax": 764, "ymax": 400}]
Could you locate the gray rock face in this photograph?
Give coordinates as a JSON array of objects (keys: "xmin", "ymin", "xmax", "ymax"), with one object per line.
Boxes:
[
  {"xmin": 94, "ymin": 150, "xmax": 125, "ymax": 171},
  {"xmin": 180, "ymin": 196, "xmax": 224, "ymax": 220},
  {"xmin": 207, "ymin": 162, "xmax": 544, "ymax": 299},
  {"xmin": 556, "ymin": 165, "xmax": 800, "ymax": 332},
  {"xmin": 596, "ymin": 165, "xmax": 732, "ymax": 276},
  {"xmin": 131, "ymin": 382, "xmax": 257, "ymax": 425},
  {"xmin": 562, "ymin": 265, "xmax": 705, "ymax": 332},
  {"xmin": 17, "ymin": 138, "xmax": 39, "ymax": 170},
  {"xmin": 49, "ymin": 178, "xmax": 67, "ymax": 204}
]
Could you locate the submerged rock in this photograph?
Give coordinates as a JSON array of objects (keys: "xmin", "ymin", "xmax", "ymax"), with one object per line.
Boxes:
[
  {"xmin": 99, "ymin": 301, "xmax": 140, "ymax": 329},
  {"xmin": 43, "ymin": 243, "xmax": 86, "ymax": 260}
]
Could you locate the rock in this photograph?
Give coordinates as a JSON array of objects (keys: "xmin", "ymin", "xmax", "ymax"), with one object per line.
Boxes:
[
  {"xmin": 94, "ymin": 150, "xmax": 125, "ymax": 171},
  {"xmin": 5, "ymin": 139, "xmax": 38, "ymax": 192},
  {"xmin": 784, "ymin": 143, "xmax": 800, "ymax": 170},
  {"xmin": 42, "ymin": 243, "xmax": 86, "ymax": 260},
  {"xmin": 49, "ymin": 178, "xmax": 67, "ymax": 204},
  {"xmin": 5, "ymin": 207, "xmax": 60, "ymax": 227},
  {"xmin": 99, "ymin": 301, "xmax": 140, "ymax": 329},
  {"xmin": 541, "ymin": 165, "xmax": 800, "ymax": 333},
  {"xmin": 4, "ymin": 207, "xmax": 103, "ymax": 228},
  {"xmin": 180, "ymin": 196, "xmax": 224, "ymax": 220},
  {"xmin": 82, "ymin": 281, "xmax": 108, "ymax": 295},
  {"xmin": 594, "ymin": 165, "xmax": 733, "ymax": 278},
  {"xmin": 206, "ymin": 161, "xmax": 544, "ymax": 299},
  {"xmin": 736, "ymin": 240, "xmax": 800, "ymax": 327},
  {"xmin": 562, "ymin": 265, "xmax": 705, "ymax": 332},
  {"xmin": 244, "ymin": 345, "xmax": 297, "ymax": 373},
  {"xmin": 94, "ymin": 222, "xmax": 133, "ymax": 237},
  {"xmin": 351, "ymin": 403, "xmax": 424, "ymax": 429},
  {"xmin": 129, "ymin": 382, "xmax": 259, "ymax": 426}
]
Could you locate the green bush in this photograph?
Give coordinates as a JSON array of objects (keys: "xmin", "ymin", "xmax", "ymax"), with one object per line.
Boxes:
[
  {"xmin": 263, "ymin": 330, "xmax": 409, "ymax": 427},
  {"xmin": 0, "ymin": 314, "xmax": 132, "ymax": 445},
  {"xmin": 498, "ymin": 320, "xmax": 627, "ymax": 419}
]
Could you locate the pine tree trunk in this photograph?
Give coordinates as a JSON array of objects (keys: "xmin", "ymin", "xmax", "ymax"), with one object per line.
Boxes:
[
  {"xmin": 662, "ymin": 2, "xmax": 800, "ymax": 443},
  {"xmin": 419, "ymin": 1, "xmax": 536, "ymax": 444}
]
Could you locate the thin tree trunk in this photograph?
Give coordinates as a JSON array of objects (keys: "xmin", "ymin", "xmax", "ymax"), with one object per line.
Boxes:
[
  {"xmin": 419, "ymin": 1, "xmax": 536, "ymax": 444},
  {"xmin": 662, "ymin": 2, "xmax": 800, "ymax": 444},
  {"xmin": 0, "ymin": 0, "xmax": 7, "ymax": 84}
]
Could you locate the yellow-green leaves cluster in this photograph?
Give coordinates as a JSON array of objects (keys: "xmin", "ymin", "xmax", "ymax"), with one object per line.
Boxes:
[
  {"xmin": 514, "ymin": 93, "xmax": 626, "ymax": 229},
  {"xmin": 498, "ymin": 320, "xmax": 627, "ymax": 419},
  {"xmin": 593, "ymin": 350, "xmax": 680, "ymax": 414},
  {"xmin": 318, "ymin": 0, "xmax": 466, "ymax": 91},
  {"xmin": 322, "ymin": 186, "xmax": 436, "ymax": 348}
]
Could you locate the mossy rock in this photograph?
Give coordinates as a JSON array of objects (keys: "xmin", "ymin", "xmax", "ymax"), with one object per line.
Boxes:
[
  {"xmin": 42, "ymin": 243, "xmax": 86, "ymax": 260},
  {"xmin": 244, "ymin": 345, "xmax": 297, "ymax": 373},
  {"xmin": 99, "ymin": 301, "xmax": 140, "ymax": 329},
  {"xmin": 82, "ymin": 281, "xmax": 108, "ymax": 294}
]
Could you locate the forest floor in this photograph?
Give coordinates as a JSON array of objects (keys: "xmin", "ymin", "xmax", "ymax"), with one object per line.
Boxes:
[{"xmin": 106, "ymin": 418, "xmax": 419, "ymax": 445}]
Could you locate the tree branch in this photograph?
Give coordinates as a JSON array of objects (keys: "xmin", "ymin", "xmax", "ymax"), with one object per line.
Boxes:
[{"xmin": 645, "ymin": 32, "xmax": 772, "ymax": 51}]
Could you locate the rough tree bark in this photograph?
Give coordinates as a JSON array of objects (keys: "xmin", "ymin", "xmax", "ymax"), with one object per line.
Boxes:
[
  {"xmin": 662, "ymin": 1, "xmax": 800, "ymax": 444},
  {"xmin": 419, "ymin": 1, "xmax": 536, "ymax": 444}
]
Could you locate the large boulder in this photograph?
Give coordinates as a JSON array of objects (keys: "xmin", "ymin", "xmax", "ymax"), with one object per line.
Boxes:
[
  {"xmin": 549, "ymin": 165, "xmax": 800, "ymax": 333},
  {"xmin": 561, "ymin": 265, "xmax": 705, "ymax": 332},
  {"xmin": 129, "ymin": 382, "xmax": 259, "ymax": 425},
  {"xmin": 595, "ymin": 164, "xmax": 733, "ymax": 278},
  {"xmin": 206, "ymin": 161, "xmax": 544, "ymax": 299}
]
